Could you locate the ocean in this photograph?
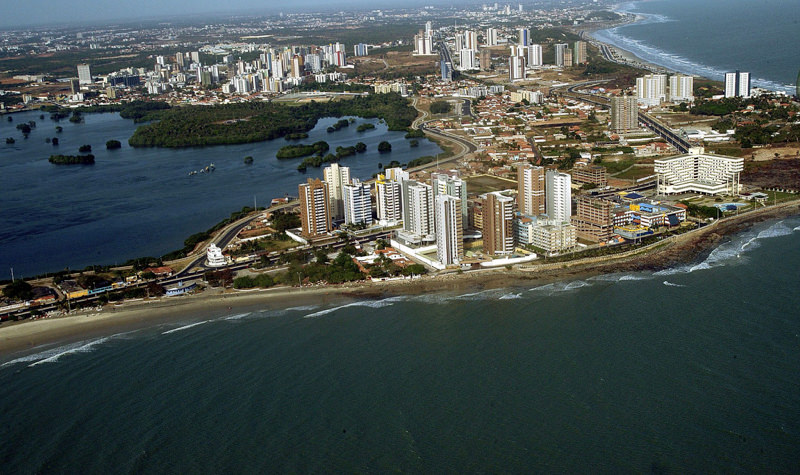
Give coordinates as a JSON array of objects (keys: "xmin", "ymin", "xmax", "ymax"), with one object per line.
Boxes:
[
  {"xmin": 0, "ymin": 111, "xmax": 440, "ymax": 278},
  {"xmin": 592, "ymin": 0, "xmax": 800, "ymax": 93},
  {"xmin": 1, "ymin": 216, "xmax": 798, "ymax": 472}
]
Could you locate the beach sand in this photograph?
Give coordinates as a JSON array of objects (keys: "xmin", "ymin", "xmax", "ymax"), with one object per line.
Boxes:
[{"xmin": 2, "ymin": 201, "xmax": 798, "ymax": 359}]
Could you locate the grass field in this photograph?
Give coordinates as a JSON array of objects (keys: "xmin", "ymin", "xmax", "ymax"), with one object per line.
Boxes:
[{"xmin": 465, "ymin": 174, "xmax": 517, "ymax": 196}]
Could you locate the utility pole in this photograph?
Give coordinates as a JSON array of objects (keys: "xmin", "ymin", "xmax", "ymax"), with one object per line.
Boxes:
[{"xmin": 10, "ymin": 267, "xmax": 13, "ymax": 282}]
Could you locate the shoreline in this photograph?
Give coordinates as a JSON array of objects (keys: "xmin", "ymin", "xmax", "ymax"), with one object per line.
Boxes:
[
  {"xmin": 585, "ymin": 2, "xmax": 795, "ymax": 93},
  {"xmin": 2, "ymin": 200, "xmax": 798, "ymax": 360}
]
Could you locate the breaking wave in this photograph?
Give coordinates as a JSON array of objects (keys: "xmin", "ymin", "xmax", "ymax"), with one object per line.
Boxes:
[
  {"xmin": 162, "ymin": 321, "xmax": 208, "ymax": 334},
  {"xmin": 1, "ymin": 332, "xmax": 135, "ymax": 369}
]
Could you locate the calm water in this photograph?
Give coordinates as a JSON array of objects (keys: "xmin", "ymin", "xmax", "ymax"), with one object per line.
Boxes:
[
  {"xmin": 593, "ymin": 0, "xmax": 800, "ymax": 93},
  {"xmin": 1, "ymin": 216, "xmax": 799, "ymax": 472},
  {"xmin": 0, "ymin": 111, "xmax": 441, "ymax": 278}
]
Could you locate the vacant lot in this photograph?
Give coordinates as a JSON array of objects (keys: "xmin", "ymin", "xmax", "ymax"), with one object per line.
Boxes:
[{"xmin": 465, "ymin": 174, "xmax": 517, "ymax": 196}]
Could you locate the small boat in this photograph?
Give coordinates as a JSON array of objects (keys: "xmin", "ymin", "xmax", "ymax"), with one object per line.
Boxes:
[{"xmin": 189, "ymin": 170, "xmax": 197, "ymax": 176}]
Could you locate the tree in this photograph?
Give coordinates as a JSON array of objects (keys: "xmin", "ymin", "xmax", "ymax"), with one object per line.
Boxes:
[
  {"xmin": 106, "ymin": 140, "xmax": 122, "ymax": 149},
  {"xmin": 2, "ymin": 280, "xmax": 33, "ymax": 301},
  {"xmin": 146, "ymin": 282, "xmax": 165, "ymax": 297},
  {"xmin": 430, "ymin": 101, "xmax": 450, "ymax": 114},
  {"xmin": 378, "ymin": 141, "xmax": 392, "ymax": 153},
  {"xmin": 78, "ymin": 144, "xmax": 92, "ymax": 153},
  {"xmin": 244, "ymin": 155, "xmax": 254, "ymax": 164},
  {"xmin": 355, "ymin": 142, "xmax": 367, "ymax": 153}
]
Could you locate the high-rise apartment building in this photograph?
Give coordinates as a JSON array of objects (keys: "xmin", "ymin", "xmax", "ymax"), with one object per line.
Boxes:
[
  {"xmin": 483, "ymin": 192, "xmax": 515, "ymax": 255},
  {"xmin": 353, "ymin": 43, "xmax": 369, "ymax": 57},
  {"xmin": 432, "ymin": 172, "xmax": 467, "ymax": 229},
  {"xmin": 654, "ymin": 149, "xmax": 744, "ymax": 195},
  {"xmin": 441, "ymin": 60, "xmax": 453, "ymax": 82},
  {"xmin": 669, "ymin": 74, "xmax": 694, "ymax": 103},
  {"xmin": 509, "ymin": 55, "xmax": 526, "ymax": 81},
  {"xmin": 517, "ymin": 27, "xmax": 529, "ymax": 46},
  {"xmin": 480, "ymin": 49, "xmax": 492, "ymax": 71},
  {"xmin": 573, "ymin": 196, "xmax": 614, "ymax": 242},
  {"xmin": 485, "ymin": 28, "xmax": 498, "ymax": 46},
  {"xmin": 527, "ymin": 44, "xmax": 543, "ymax": 67},
  {"xmin": 545, "ymin": 169, "xmax": 572, "ymax": 223},
  {"xmin": 517, "ymin": 164, "xmax": 545, "ymax": 216},
  {"xmin": 435, "ymin": 195, "xmax": 464, "ymax": 266},
  {"xmin": 343, "ymin": 179, "xmax": 372, "ymax": 226},
  {"xmin": 573, "ymin": 41, "xmax": 587, "ymax": 65},
  {"xmin": 554, "ymin": 43, "xmax": 568, "ymax": 67},
  {"xmin": 375, "ymin": 175, "xmax": 402, "ymax": 225},
  {"xmin": 77, "ymin": 64, "xmax": 92, "ymax": 85},
  {"xmin": 636, "ymin": 74, "xmax": 667, "ymax": 107},
  {"xmin": 401, "ymin": 179, "xmax": 435, "ymax": 240},
  {"xmin": 459, "ymin": 49, "xmax": 477, "ymax": 71},
  {"xmin": 464, "ymin": 30, "xmax": 478, "ymax": 51},
  {"xmin": 610, "ymin": 96, "xmax": 639, "ymax": 133},
  {"xmin": 323, "ymin": 163, "xmax": 350, "ymax": 220},
  {"xmin": 724, "ymin": 71, "xmax": 750, "ymax": 98},
  {"xmin": 299, "ymin": 178, "xmax": 331, "ymax": 238}
]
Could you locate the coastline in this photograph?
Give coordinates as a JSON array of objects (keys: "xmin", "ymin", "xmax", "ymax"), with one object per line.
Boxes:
[
  {"xmin": 585, "ymin": 2, "xmax": 796, "ymax": 93},
  {"xmin": 3, "ymin": 200, "xmax": 798, "ymax": 360}
]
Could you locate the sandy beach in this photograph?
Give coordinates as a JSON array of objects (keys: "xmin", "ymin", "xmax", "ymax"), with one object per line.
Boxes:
[{"xmin": 2, "ymin": 200, "xmax": 798, "ymax": 360}]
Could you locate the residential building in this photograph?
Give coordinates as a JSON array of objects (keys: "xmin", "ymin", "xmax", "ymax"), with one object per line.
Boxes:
[
  {"xmin": 571, "ymin": 164, "xmax": 608, "ymax": 187},
  {"xmin": 299, "ymin": 178, "xmax": 331, "ymax": 238},
  {"xmin": 441, "ymin": 60, "xmax": 453, "ymax": 82},
  {"xmin": 610, "ymin": 96, "xmax": 639, "ymax": 132},
  {"xmin": 509, "ymin": 55, "xmax": 526, "ymax": 81},
  {"xmin": 354, "ymin": 43, "xmax": 369, "ymax": 57},
  {"xmin": 554, "ymin": 43, "xmax": 568, "ymax": 67},
  {"xmin": 517, "ymin": 27, "xmax": 529, "ymax": 46},
  {"xmin": 725, "ymin": 70, "xmax": 751, "ymax": 98},
  {"xmin": 343, "ymin": 179, "xmax": 372, "ymax": 226},
  {"xmin": 531, "ymin": 220, "xmax": 576, "ymax": 252},
  {"xmin": 432, "ymin": 172, "xmax": 467, "ymax": 229},
  {"xmin": 636, "ymin": 74, "xmax": 667, "ymax": 107},
  {"xmin": 77, "ymin": 63, "xmax": 92, "ymax": 85},
  {"xmin": 482, "ymin": 192, "xmax": 515, "ymax": 255},
  {"xmin": 546, "ymin": 169, "xmax": 572, "ymax": 223},
  {"xmin": 323, "ymin": 163, "xmax": 350, "ymax": 220},
  {"xmin": 573, "ymin": 196, "xmax": 614, "ymax": 242},
  {"xmin": 480, "ymin": 49, "xmax": 492, "ymax": 71},
  {"xmin": 527, "ymin": 44, "xmax": 543, "ymax": 67},
  {"xmin": 485, "ymin": 28, "xmax": 498, "ymax": 46},
  {"xmin": 435, "ymin": 195, "xmax": 464, "ymax": 266},
  {"xmin": 654, "ymin": 149, "xmax": 744, "ymax": 195},
  {"xmin": 460, "ymin": 49, "xmax": 477, "ymax": 71},
  {"xmin": 573, "ymin": 40, "xmax": 587, "ymax": 64},
  {"xmin": 375, "ymin": 175, "xmax": 402, "ymax": 225},
  {"xmin": 464, "ymin": 30, "xmax": 478, "ymax": 51},
  {"xmin": 401, "ymin": 179, "xmax": 435, "ymax": 241},
  {"xmin": 670, "ymin": 74, "xmax": 694, "ymax": 103},
  {"xmin": 517, "ymin": 164, "xmax": 545, "ymax": 216}
]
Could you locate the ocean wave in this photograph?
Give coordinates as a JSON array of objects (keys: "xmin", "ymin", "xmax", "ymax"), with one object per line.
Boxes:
[
  {"xmin": 224, "ymin": 312, "xmax": 252, "ymax": 321},
  {"xmin": 662, "ymin": 281, "xmax": 686, "ymax": 288},
  {"xmin": 656, "ymin": 219, "xmax": 798, "ymax": 276},
  {"xmin": 303, "ymin": 297, "xmax": 402, "ymax": 319},
  {"xmin": 1, "ymin": 332, "xmax": 134, "ymax": 369},
  {"xmin": 162, "ymin": 321, "xmax": 208, "ymax": 334},
  {"xmin": 498, "ymin": 292, "xmax": 523, "ymax": 300},
  {"xmin": 285, "ymin": 305, "xmax": 320, "ymax": 312}
]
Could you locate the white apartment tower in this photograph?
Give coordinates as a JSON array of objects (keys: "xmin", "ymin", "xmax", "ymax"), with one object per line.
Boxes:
[
  {"xmin": 401, "ymin": 179, "xmax": 435, "ymax": 240},
  {"xmin": 77, "ymin": 63, "xmax": 92, "ymax": 85},
  {"xmin": 375, "ymin": 175, "xmax": 402, "ymax": 225},
  {"xmin": 527, "ymin": 44, "xmax": 543, "ymax": 68},
  {"xmin": 670, "ymin": 74, "xmax": 695, "ymax": 103},
  {"xmin": 509, "ymin": 55, "xmax": 526, "ymax": 81},
  {"xmin": 573, "ymin": 40, "xmax": 587, "ymax": 65},
  {"xmin": 546, "ymin": 170, "xmax": 572, "ymax": 223},
  {"xmin": 435, "ymin": 195, "xmax": 464, "ymax": 266},
  {"xmin": 432, "ymin": 172, "xmax": 468, "ymax": 229},
  {"xmin": 323, "ymin": 163, "xmax": 351, "ymax": 220},
  {"xmin": 485, "ymin": 28, "xmax": 498, "ymax": 46},
  {"xmin": 517, "ymin": 27, "xmax": 529, "ymax": 46},
  {"xmin": 725, "ymin": 71, "xmax": 751, "ymax": 98},
  {"xmin": 554, "ymin": 43, "xmax": 568, "ymax": 67},
  {"xmin": 636, "ymin": 74, "xmax": 668, "ymax": 107},
  {"xmin": 343, "ymin": 179, "xmax": 373, "ymax": 226},
  {"xmin": 460, "ymin": 49, "xmax": 477, "ymax": 71}
]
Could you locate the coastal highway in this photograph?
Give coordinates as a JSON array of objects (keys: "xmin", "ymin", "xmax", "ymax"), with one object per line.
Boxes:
[{"xmin": 552, "ymin": 80, "xmax": 692, "ymax": 153}]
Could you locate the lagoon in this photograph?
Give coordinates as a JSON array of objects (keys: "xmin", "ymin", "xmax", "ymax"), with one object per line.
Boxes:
[{"xmin": 0, "ymin": 110, "xmax": 441, "ymax": 278}]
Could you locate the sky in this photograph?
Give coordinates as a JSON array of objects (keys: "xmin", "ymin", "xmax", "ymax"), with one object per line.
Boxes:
[{"xmin": 0, "ymin": 0, "xmax": 444, "ymax": 28}]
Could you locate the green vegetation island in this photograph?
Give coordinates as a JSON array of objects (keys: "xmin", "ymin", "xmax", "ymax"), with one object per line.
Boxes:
[{"xmin": 127, "ymin": 92, "xmax": 416, "ymax": 148}]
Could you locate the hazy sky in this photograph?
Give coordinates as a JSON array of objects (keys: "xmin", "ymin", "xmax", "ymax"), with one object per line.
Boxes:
[{"xmin": 0, "ymin": 0, "xmax": 442, "ymax": 28}]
